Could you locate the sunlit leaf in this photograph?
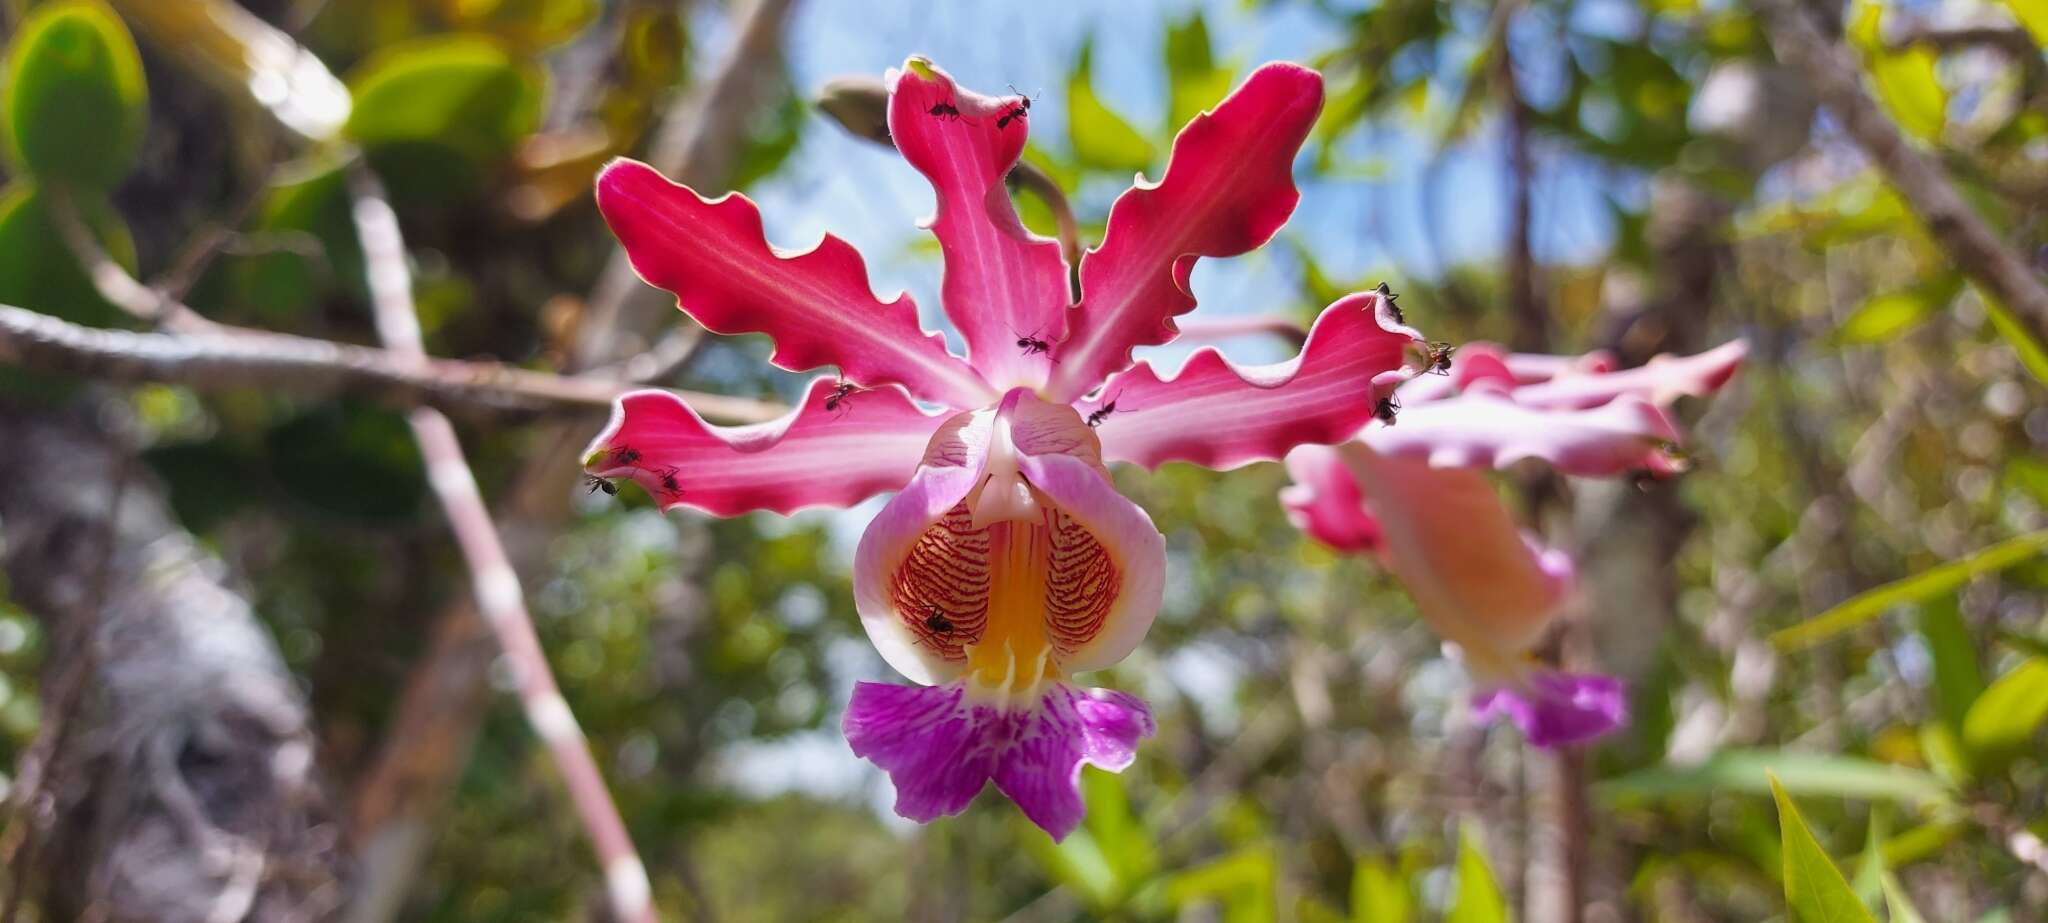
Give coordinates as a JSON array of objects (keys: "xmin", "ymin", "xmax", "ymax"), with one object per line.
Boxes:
[
  {"xmin": 1, "ymin": 0, "xmax": 147, "ymax": 189},
  {"xmin": 1162, "ymin": 13, "xmax": 1235, "ymax": 131},
  {"xmin": 105, "ymin": 0, "xmax": 349, "ymax": 141},
  {"xmin": 1066, "ymin": 39, "xmax": 1154, "ymax": 174},
  {"xmin": 1834, "ymin": 276, "xmax": 1960, "ymax": 344},
  {"xmin": 1999, "ymin": 0, "xmax": 2048, "ymax": 46},
  {"xmin": 1960, "ymin": 658, "xmax": 2048, "ymax": 763},
  {"xmin": 0, "ymin": 181, "xmax": 135, "ymax": 328},
  {"xmin": 1981, "ymin": 292, "xmax": 2048, "ymax": 385},
  {"xmin": 1350, "ymin": 856, "xmax": 1412, "ymax": 923},
  {"xmin": 1916, "ymin": 598, "xmax": 1983, "ymax": 733},
  {"xmin": 1600, "ymin": 750, "xmax": 1954, "ymax": 806},
  {"xmin": 1772, "ymin": 531, "xmax": 2048, "ymax": 650},
  {"xmin": 441, "ymin": 0, "xmax": 598, "ymax": 50},
  {"xmin": 344, "ymin": 34, "xmax": 542, "ymax": 199},
  {"xmin": 1447, "ymin": 826, "xmax": 1508, "ymax": 923},
  {"xmin": 1849, "ymin": 0, "xmax": 1946, "ymax": 142},
  {"xmin": 1882, "ymin": 876, "xmax": 1929, "ymax": 923},
  {"xmin": 1770, "ymin": 776, "xmax": 1879, "ymax": 923},
  {"xmin": 1166, "ymin": 845, "xmax": 1276, "ymax": 923}
]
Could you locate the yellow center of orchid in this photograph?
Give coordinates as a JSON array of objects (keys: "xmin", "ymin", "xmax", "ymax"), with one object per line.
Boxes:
[{"xmin": 964, "ymin": 520, "xmax": 1059, "ymax": 693}]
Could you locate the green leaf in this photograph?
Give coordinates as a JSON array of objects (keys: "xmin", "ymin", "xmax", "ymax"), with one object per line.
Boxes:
[
  {"xmin": 0, "ymin": 181, "xmax": 135, "ymax": 328},
  {"xmin": 1349, "ymin": 856, "xmax": 1411, "ymax": 923},
  {"xmin": 1066, "ymin": 40, "xmax": 1154, "ymax": 174},
  {"xmin": 1771, "ymin": 531, "xmax": 2048, "ymax": 650},
  {"xmin": 1960, "ymin": 658, "xmax": 2048, "ymax": 763},
  {"xmin": 1916, "ymin": 597, "xmax": 1984, "ymax": 732},
  {"xmin": 0, "ymin": 0, "xmax": 147, "ymax": 189},
  {"xmin": 1447, "ymin": 826, "xmax": 1509, "ymax": 923},
  {"xmin": 1772, "ymin": 776, "xmax": 1879, "ymax": 923},
  {"xmin": 1599, "ymin": 750, "xmax": 1954, "ymax": 807},
  {"xmin": 1835, "ymin": 276, "xmax": 1960, "ymax": 344},
  {"xmin": 1882, "ymin": 876, "xmax": 1929, "ymax": 923},
  {"xmin": 1849, "ymin": 0, "xmax": 1946, "ymax": 142},
  {"xmin": 1994, "ymin": 630, "xmax": 2048, "ymax": 660},
  {"xmin": 1161, "ymin": 13, "xmax": 1234, "ymax": 132},
  {"xmin": 1982, "ymin": 292, "xmax": 2048, "ymax": 385},
  {"xmin": 2000, "ymin": 0, "xmax": 2048, "ymax": 46},
  {"xmin": 1165, "ymin": 845, "xmax": 1276, "ymax": 923},
  {"xmin": 444, "ymin": 0, "xmax": 599, "ymax": 50},
  {"xmin": 344, "ymin": 34, "xmax": 542, "ymax": 199},
  {"xmin": 2007, "ymin": 457, "xmax": 2048, "ymax": 508}
]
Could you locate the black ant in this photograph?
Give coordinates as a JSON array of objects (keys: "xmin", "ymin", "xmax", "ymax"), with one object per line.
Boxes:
[
  {"xmin": 996, "ymin": 85, "xmax": 1036, "ymax": 130},
  {"xmin": 1373, "ymin": 395, "xmax": 1400, "ymax": 425},
  {"xmin": 581, "ymin": 474, "xmax": 618, "ymax": 496},
  {"xmin": 1376, "ymin": 282, "xmax": 1404, "ymax": 325},
  {"xmin": 1085, "ymin": 392, "xmax": 1126, "ymax": 428},
  {"xmin": 1014, "ymin": 325, "xmax": 1053, "ymax": 357},
  {"xmin": 1423, "ymin": 341, "xmax": 1456, "ymax": 375},
  {"xmin": 922, "ymin": 606, "xmax": 955, "ymax": 636},
  {"xmin": 928, "ymin": 100, "xmax": 964, "ymax": 121},
  {"xmin": 824, "ymin": 379, "xmax": 867, "ymax": 416},
  {"xmin": 610, "ymin": 445, "xmax": 642, "ymax": 467},
  {"xmin": 652, "ymin": 465, "xmax": 683, "ymax": 498}
]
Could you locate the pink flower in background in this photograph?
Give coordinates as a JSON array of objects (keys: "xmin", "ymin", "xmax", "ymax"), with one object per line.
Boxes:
[
  {"xmin": 585, "ymin": 57, "xmax": 1421, "ymax": 839},
  {"xmin": 1283, "ymin": 340, "xmax": 1745, "ymax": 747}
]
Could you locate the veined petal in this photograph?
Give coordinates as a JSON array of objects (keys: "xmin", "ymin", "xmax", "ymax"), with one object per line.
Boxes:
[
  {"xmin": 1044, "ymin": 63, "xmax": 1324, "ymax": 402},
  {"xmin": 888, "ymin": 58, "xmax": 1070, "ymax": 392},
  {"xmin": 583, "ymin": 378, "xmax": 947, "ymax": 516},
  {"xmin": 1336, "ymin": 444, "xmax": 1570, "ymax": 660},
  {"xmin": 843, "ymin": 680, "xmax": 1154, "ymax": 840},
  {"xmin": 1363, "ymin": 387, "xmax": 1685, "ymax": 478},
  {"xmin": 1280, "ymin": 444, "xmax": 1383, "ymax": 554},
  {"xmin": 1085, "ymin": 291, "xmax": 1418, "ymax": 471},
  {"xmin": 1472, "ymin": 671, "xmax": 1627, "ymax": 749},
  {"xmin": 853, "ymin": 391, "xmax": 1165, "ymax": 687},
  {"xmin": 596, "ymin": 159, "xmax": 994, "ymax": 408}
]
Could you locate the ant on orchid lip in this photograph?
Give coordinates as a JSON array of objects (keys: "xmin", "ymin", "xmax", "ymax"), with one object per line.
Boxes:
[
  {"xmin": 922, "ymin": 606, "xmax": 955, "ymax": 636},
  {"xmin": 996, "ymin": 85, "xmax": 1037, "ymax": 129},
  {"xmin": 1373, "ymin": 395, "xmax": 1400, "ymax": 425}
]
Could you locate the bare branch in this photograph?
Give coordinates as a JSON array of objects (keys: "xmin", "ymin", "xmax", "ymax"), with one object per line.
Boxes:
[
  {"xmin": 348, "ymin": 164, "xmax": 660, "ymax": 923},
  {"xmin": 0, "ymin": 302, "xmax": 786, "ymax": 422},
  {"xmin": 1751, "ymin": 0, "xmax": 2048, "ymax": 349}
]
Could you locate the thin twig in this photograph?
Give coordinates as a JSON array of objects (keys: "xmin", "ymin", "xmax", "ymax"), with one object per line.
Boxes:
[
  {"xmin": 0, "ymin": 302, "xmax": 784, "ymax": 422},
  {"xmin": 348, "ymin": 164, "xmax": 659, "ymax": 923},
  {"xmin": 1751, "ymin": 0, "xmax": 2048, "ymax": 349}
]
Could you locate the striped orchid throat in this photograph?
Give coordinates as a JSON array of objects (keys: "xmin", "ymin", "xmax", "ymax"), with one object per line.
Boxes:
[{"xmin": 580, "ymin": 55, "xmax": 1423, "ymax": 840}]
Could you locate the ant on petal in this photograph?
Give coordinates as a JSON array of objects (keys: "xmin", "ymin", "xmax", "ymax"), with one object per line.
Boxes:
[
  {"xmin": 824, "ymin": 379, "xmax": 867, "ymax": 417},
  {"xmin": 922, "ymin": 606, "xmax": 955, "ymax": 637},
  {"xmin": 1086, "ymin": 391, "xmax": 1127, "ymax": 428},
  {"xmin": 1423, "ymin": 341, "xmax": 1456, "ymax": 375},
  {"xmin": 1373, "ymin": 395, "xmax": 1400, "ymax": 425},
  {"xmin": 1376, "ymin": 281, "xmax": 1404, "ymax": 325},
  {"xmin": 652, "ymin": 465, "xmax": 684, "ymax": 500},
  {"xmin": 610, "ymin": 445, "xmax": 642, "ymax": 467},
  {"xmin": 928, "ymin": 100, "xmax": 964, "ymax": 121},
  {"xmin": 1014, "ymin": 324, "xmax": 1054, "ymax": 358},
  {"xmin": 581, "ymin": 474, "xmax": 618, "ymax": 496},
  {"xmin": 996, "ymin": 85, "xmax": 1036, "ymax": 130}
]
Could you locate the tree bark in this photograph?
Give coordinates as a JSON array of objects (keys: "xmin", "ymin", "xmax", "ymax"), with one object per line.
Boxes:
[{"xmin": 0, "ymin": 406, "xmax": 349, "ymax": 922}]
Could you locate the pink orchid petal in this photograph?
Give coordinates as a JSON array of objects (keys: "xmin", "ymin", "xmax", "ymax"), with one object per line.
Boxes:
[
  {"xmin": 1044, "ymin": 63, "xmax": 1325, "ymax": 402},
  {"xmin": 1012, "ymin": 452, "xmax": 1166, "ymax": 674},
  {"xmin": 1280, "ymin": 444, "xmax": 1383, "ymax": 554},
  {"xmin": 843, "ymin": 680, "xmax": 1154, "ymax": 841},
  {"xmin": 1085, "ymin": 292, "xmax": 1418, "ymax": 471},
  {"xmin": 1362, "ymin": 387, "xmax": 1685, "ymax": 478},
  {"xmin": 1497, "ymin": 340, "xmax": 1748, "ymax": 410},
  {"xmin": 583, "ymin": 378, "xmax": 947, "ymax": 516},
  {"xmin": 1472, "ymin": 671, "xmax": 1627, "ymax": 749},
  {"xmin": 596, "ymin": 159, "xmax": 994, "ymax": 408},
  {"xmin": 888, "ymin": 58, "xmax": 1070, "ymax": 392},
  {"xmin": 1337, "ymin": 444, "xmax": 1570, "ymax": 660}
]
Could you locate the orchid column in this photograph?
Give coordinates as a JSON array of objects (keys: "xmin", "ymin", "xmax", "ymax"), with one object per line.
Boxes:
[{"xmin": 584, "ymin": 57, "xmax": 1423, "ymax": 839}]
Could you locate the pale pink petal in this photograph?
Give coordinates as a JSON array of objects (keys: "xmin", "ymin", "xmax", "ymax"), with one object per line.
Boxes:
[
  {"xmin": 1280, "ymin": 445, "xmax": 1383, "ymax": 554},
  {"xmin": 843, "ymin": 680, "xmax": 1153, "ymax": 841},
  {"xmin": 596, "ymin": 159, "xmax": 994, "ymax": 408},
  {"xmin": 1085, "ymin": 291, "xmax": 1418, "ymax": 471},
  {"xmin": 1472, "ymin": 671, "xmax": 1627, "ymax": 748},
  {"xmin": 1498, "ymin": 340, "xmax": 1748, "ymax": 410},
  {"xmin": 887, "ymin": 58, "xmax": 1069, "ymax": 392},
  {"xmin": 582, "ymin": 379, "xmax": 948, "ymax": 516},
  {"xmin": 1044, "ymin": 63, "xmax": 1324, "ymax": 401},
  {"xmin": 1336, "ymin": 444, "xmax": 1569, "ymax": 661},
  {"xmin": 1362, "ymin": 386, "xmax": 1685, "ymax": 477}
]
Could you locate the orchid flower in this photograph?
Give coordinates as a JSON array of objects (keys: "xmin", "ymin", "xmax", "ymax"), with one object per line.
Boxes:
[
  {"xmin": 583, "ymin": 58, "xmax": 1422, "ymax": 839},
  {"xmin": 1282, "ymin": 340, "xmax": 1745, "ymax": 747}
]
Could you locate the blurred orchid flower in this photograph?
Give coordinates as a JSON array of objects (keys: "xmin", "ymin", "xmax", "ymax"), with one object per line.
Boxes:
[
  {"xmin": 1282, "ymin": 340, "xmax": 1745, "ymax": 747},
  {"xmin": 584, "ymin": 58, "xmax": 1421, "ymax": 839}
]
